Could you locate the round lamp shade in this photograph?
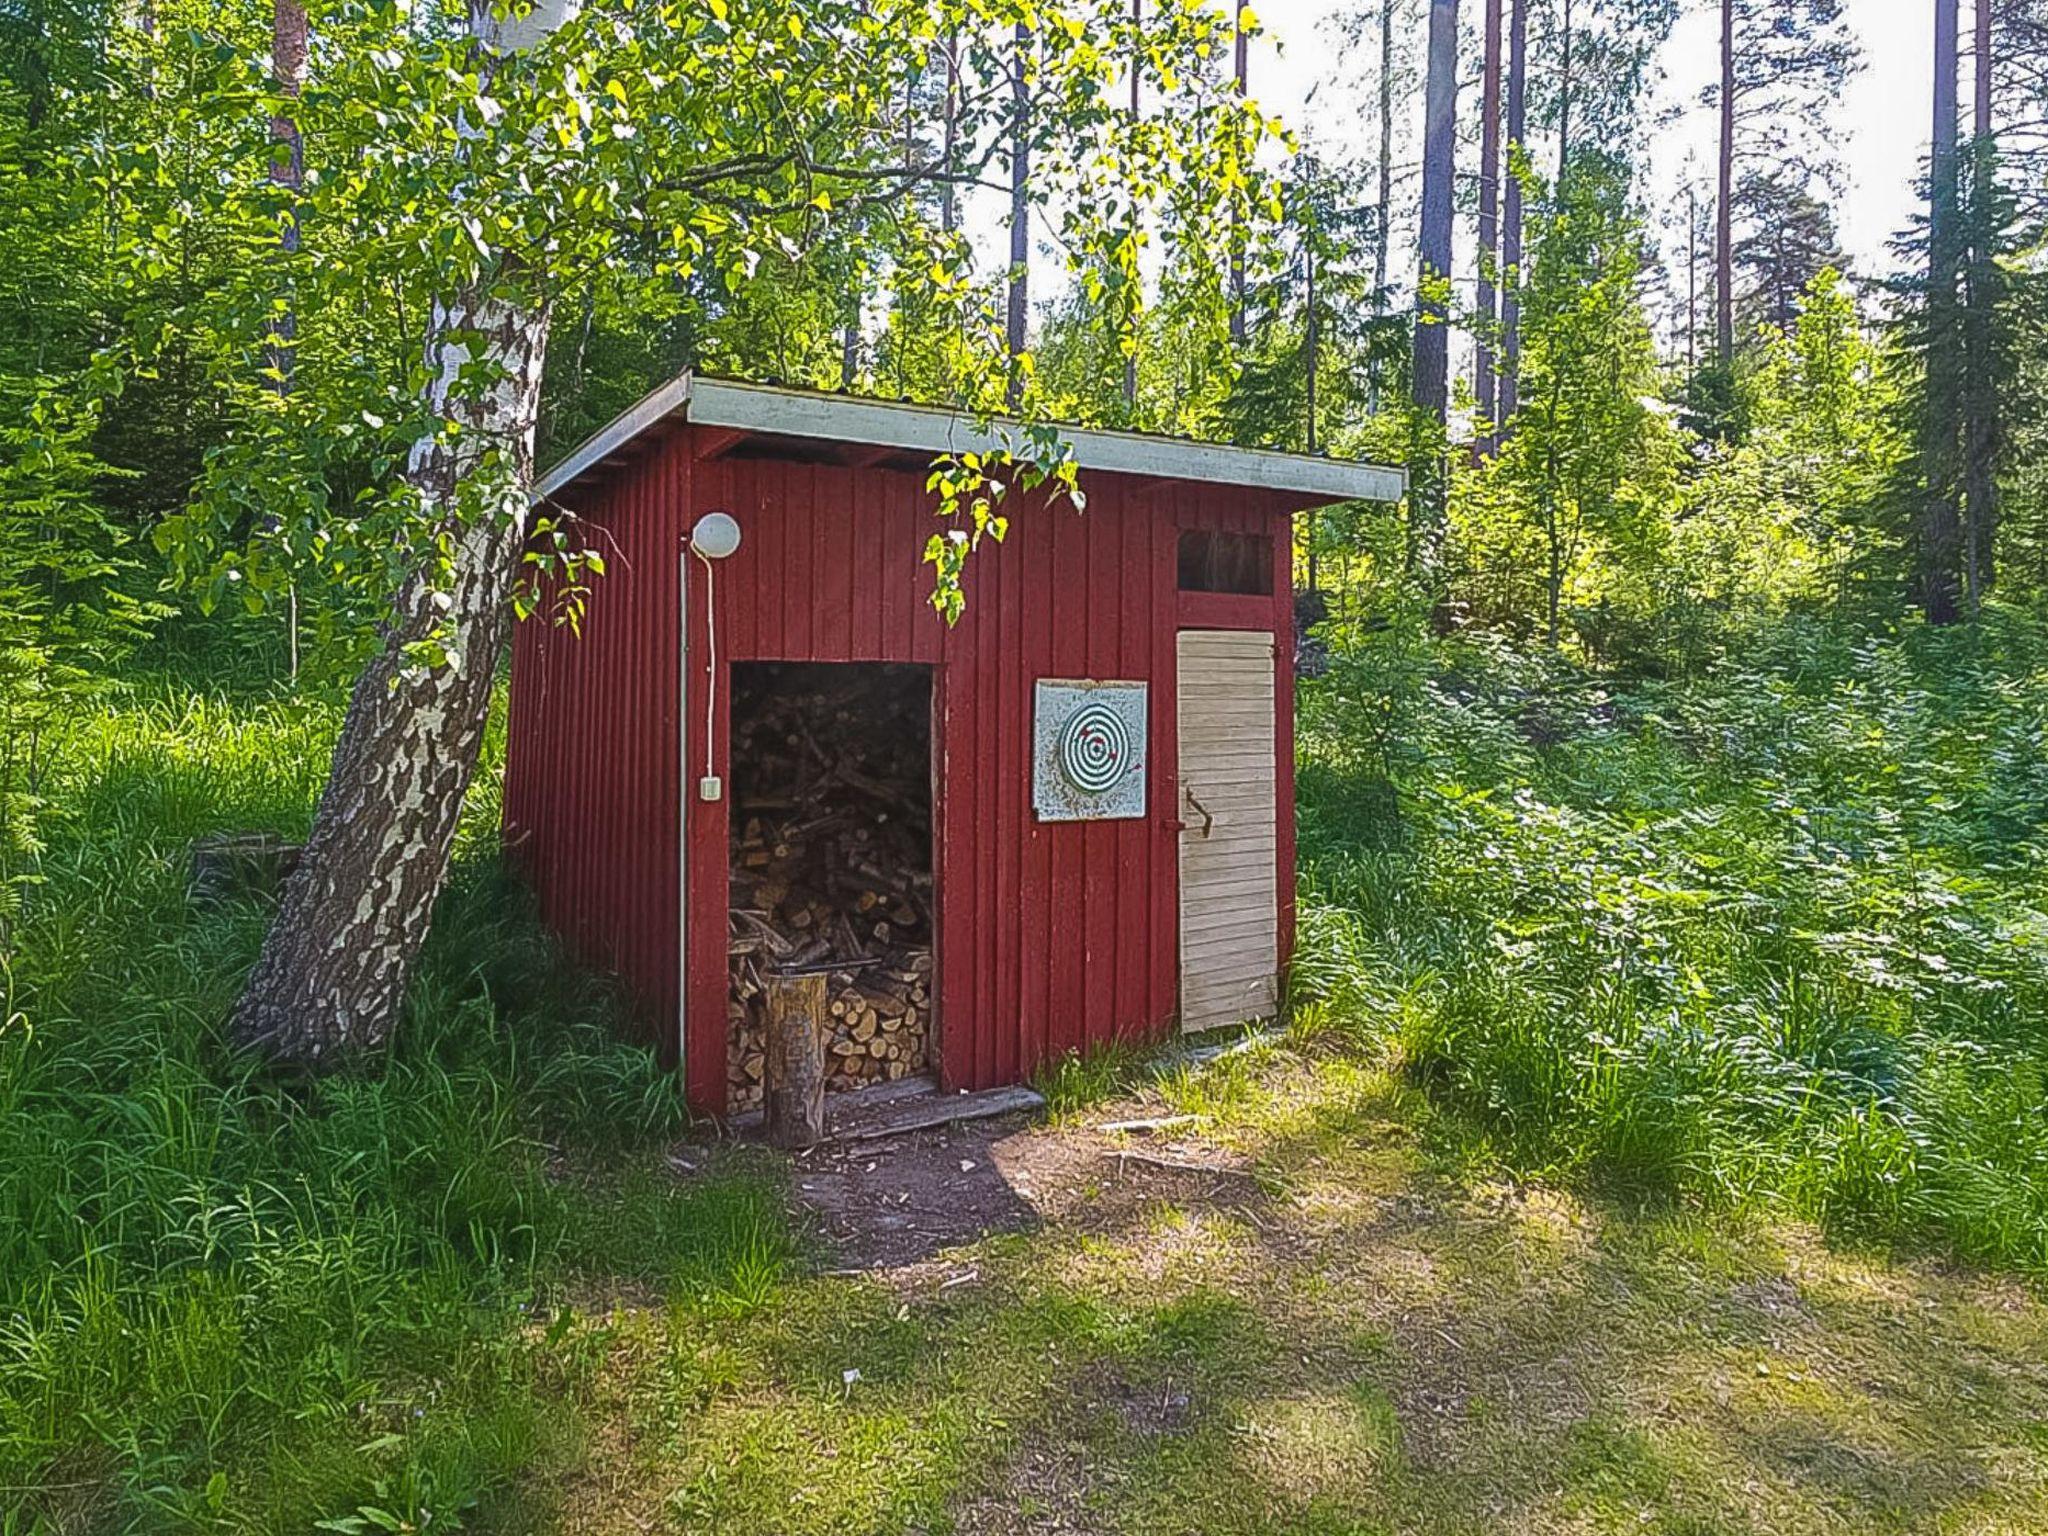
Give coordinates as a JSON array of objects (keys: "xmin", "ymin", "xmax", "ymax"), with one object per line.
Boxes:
[{"xmin": 691, "ymin": 511, "xmax": 743, "ymax": 560}]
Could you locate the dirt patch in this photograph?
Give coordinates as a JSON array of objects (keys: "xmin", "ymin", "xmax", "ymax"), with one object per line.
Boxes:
[
  {"xmin": 1070, "ymin": 1360, "xmax": 1197, "ymax": 1439},
  {"xmin": 787, "ymin": 1109, "xmax": 1271, "ymax": 1272},
  {"xmin": 788, "ymin": 1113, "xmax": 1053, "ymax": 1270}
]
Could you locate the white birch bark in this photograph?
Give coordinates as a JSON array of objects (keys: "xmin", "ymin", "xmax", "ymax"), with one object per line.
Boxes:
[{"xmin": 232, "ymin": 0, "xmax": 577, "ymax": 1064}]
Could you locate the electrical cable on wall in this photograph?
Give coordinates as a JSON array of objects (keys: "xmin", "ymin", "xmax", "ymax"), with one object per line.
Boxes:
[
  {"xmin": 688, "ymin": 512, "xmax": 743, "ymax": 799},
  {"xmin": 699, "ymin": 552, "xmax": 716, "ymax": 782}
]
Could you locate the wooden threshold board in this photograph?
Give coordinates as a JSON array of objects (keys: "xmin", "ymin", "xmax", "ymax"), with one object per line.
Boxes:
[{"xmin": 721, "ymin": 1075, "xmax": 1046, "ymax": 1144}]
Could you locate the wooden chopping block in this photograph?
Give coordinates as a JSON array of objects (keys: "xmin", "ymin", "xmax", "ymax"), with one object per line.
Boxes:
[{"xmin": 764, "ymin": 971, "xmax": 827, "ymax": 1149}]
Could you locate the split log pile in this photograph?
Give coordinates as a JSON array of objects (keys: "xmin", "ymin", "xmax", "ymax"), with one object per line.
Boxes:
[{"xmin": 726, "ymin": 666, "xmax": 933, "ymax": 1112}]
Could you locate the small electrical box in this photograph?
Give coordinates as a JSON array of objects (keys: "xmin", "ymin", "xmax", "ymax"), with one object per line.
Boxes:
[{"xmin": 698, "ymin": 775, "xmax": 723, "ymax": 802}]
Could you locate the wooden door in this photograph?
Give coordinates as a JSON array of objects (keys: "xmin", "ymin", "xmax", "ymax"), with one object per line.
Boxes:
[{"xmin": 1176, "ymin": 628, "xmax": 1279, "ymax": 1033}]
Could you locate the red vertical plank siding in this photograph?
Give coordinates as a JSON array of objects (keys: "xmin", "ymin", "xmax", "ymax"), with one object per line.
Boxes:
[
  {"xmin": 992, "ymin": 507, "xmax": 1024, "ymax": 1088},
  {"xmin": 504, "ymin": 428, "xmax": 1308, "ymax": 1114},
  {"xmin": 501, "ymin": 433, "xmax": 686, "ymax": 1066}
]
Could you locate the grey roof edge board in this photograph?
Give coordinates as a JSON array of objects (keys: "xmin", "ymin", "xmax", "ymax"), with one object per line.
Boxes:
[{"xmin": 535, "ymin": 370, "xmax": 1408, "ymax": 504}]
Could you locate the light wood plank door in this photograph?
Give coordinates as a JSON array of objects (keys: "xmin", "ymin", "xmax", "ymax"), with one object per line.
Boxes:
[{"xmin": 1177, "ymin": 628, "xmax": 1279, "ymax": 1033}]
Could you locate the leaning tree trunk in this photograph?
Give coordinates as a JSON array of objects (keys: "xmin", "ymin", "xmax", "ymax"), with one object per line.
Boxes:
[{"xmin": 231, "ymin": 0, "xmax": 572, "ymax": 1065}]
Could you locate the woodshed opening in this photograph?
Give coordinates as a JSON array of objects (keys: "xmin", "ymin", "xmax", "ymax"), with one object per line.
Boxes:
[{"xmin": 725, "ymin": 662, "xmax": 936, "ymax": 1111}]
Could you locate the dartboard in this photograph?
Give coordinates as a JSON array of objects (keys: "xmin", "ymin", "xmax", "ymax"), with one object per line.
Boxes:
[
  {"xmin": 1033, "ymin": 680, "xmax": 1147, "ymax": 821},
  {"xmin": 1058, "ymin": 701, "xmax": 1132, "ymax": 794}
]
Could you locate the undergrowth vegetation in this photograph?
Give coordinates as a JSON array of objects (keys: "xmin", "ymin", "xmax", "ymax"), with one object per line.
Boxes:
[
  {"xmin": 1296, "ymin": 607, "xmax": 2048, "ymax": 1273},
  {"xmin": 0, "ymin": 677, "xmax": 790, "ymax": 1532}
]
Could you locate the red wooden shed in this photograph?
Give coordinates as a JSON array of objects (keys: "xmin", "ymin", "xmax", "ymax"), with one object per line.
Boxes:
[{"xmin": 505, "ymin": 375, "xmax": 1403, "ymax": 1116}]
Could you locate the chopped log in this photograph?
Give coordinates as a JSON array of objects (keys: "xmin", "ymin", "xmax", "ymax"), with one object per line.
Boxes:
[
  {"xmin": 764, "ymin": 971, "xmax": 827, "ymax": 1148},
  {"xmin": 189, "ymin": 832, "xmax": 302, "ymax": 907}
]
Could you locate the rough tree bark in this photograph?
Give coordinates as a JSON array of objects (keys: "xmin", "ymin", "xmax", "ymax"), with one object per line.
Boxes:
[
  {"xmin": 1923, "ymin": 0, "xmax": 1963, "ymax": 626},
  {"xmin": 1498, "ymin": 0, "xmax": 1527, "ymax": 429},
  {"xmin": 231, "ymin": 0, "xmax": 573, "ymax": 1065},
  {"xmin": 1715, "ymin": 0, "xmax": 1734, "ymax": 363},
  {"xmin": 1473, "ymin": 0, "xmax": 1502, "ymax": 449}
]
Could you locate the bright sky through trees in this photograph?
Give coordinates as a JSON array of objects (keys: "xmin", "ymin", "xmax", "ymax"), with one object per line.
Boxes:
[{"xmin": 1251, "ymin": 0, "xmax": 1927, "ymax": 277}]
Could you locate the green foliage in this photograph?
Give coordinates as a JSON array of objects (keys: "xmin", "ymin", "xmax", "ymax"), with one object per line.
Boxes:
[
  {"xmin": 0, "ymin": 372, "xmax": 168, "ymax": 949},
  {"xmin": 1453, "ymin": 154, "xmax": 1683, "ymax": 647},
  {"xmin": 90, "ymin": 0, "xmax": 1279, "ymax": 640},
  {"xmin": 1298, "ymin": 608, "xmax": 2048, "ymax": 1265},
  {"xmin": 1675, "ymin": 269, "xmax": 1908, "ymax": 640}
]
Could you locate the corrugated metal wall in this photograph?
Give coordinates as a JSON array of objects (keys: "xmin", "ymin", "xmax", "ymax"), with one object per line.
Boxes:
[{"xmin": 505, "ymin": 423, "xmax": 1297, "ymax": 1113}]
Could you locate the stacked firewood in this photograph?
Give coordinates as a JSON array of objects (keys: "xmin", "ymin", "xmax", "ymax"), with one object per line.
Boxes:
[{"xmin": 726, "ymin": 666, "xmax": 934, "ymax": 1111}]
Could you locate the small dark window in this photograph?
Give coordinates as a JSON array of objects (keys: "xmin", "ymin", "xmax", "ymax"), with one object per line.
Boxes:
[{"xmin": 1177, "ymin": 529, "xmax": 1273, "ymax": 595}]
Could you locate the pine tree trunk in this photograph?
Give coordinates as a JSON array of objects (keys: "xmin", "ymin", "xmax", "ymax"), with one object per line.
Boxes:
[
  {"xmin": 1373, "ymin": 0, "xmax": 1394, "ymax": 305},
  {"xmin": 1962, "ymin": 0, "xmax": 1997, "ymax": 605},
  {"xmin": 1554, "ymin": 0, "xmax": 1573, "ymax": 186},
  {"xmin": 1229, "ymin": 10, "xmax": 1249, "ymax": 349},
  {"xmin": 230, "ymin": 0, "xmax": 571, "ymax": 1065},
  {"xmin": 1715, "ymin": 0, "xmax": 1735, "ymax": 363},
  {"xmin": 1007, "ymin": 21, "xmax": 1031, "ymax": 406},
  {"xmin": 1411, "ymin": 0, "xmax": 1458, "ymax": 593},
  {"xmin": 1923, "ymin": 0, "xmax": 1963, "ymax": 626},
  {"xmin": 940, "ymin": 29, "xmax": 959, "ymax": 234},
  {"xmin": 1125, "ymin": 0, "xmax": 1141, "ymax": 415},
  {"xmin": 1413, "ymin": 0, "xmax": 1457, "ymax": 425},
  {"xmin": 1473, "ymin": 0, "xmax": 1502, "ymax": 449},
  {"xmin": 1498, "ymin": 0, "xmax": 1527, "ymax": 429}
]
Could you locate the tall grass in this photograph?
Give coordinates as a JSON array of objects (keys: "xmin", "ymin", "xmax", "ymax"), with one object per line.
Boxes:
[
  {"xmin": 1295, "ymin": 610, "xmax": 2048, "ymax": 1274},
  {"xmin": 0, "ymin": 679, "xmax": 790, "ymax": 1531}
]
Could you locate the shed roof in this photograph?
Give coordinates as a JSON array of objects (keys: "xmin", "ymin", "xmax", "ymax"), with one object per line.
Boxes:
[{"xmin": 536, "ymin": 373, "xmax": 1407, "ymax": 505}]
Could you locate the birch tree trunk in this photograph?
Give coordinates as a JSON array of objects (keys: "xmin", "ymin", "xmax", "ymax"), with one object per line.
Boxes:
[{"xmin": 231, "ymin": 0, "xmax": 573, "ymax": 1065}]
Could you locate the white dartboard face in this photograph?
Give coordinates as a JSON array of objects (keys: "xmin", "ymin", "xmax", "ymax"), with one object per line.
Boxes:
[{"xmin": 1033, "ymin": 680, "xmax": 1149, "ymax": 821}]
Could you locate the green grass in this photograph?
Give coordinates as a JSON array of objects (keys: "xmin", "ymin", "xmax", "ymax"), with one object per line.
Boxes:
[
  {"xmin": 10, "ymin": 612, "xmax": 2048, "ymax": 1530},
  {"xmin": 0, "ymin": 677, "xmax": 792, "ymax": 1532}
]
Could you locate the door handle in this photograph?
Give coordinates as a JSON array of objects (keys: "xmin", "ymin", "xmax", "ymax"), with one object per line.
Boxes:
[{"xmin": 1183, "ymin": 786, "xmax": 1214, "ymax": 838}]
